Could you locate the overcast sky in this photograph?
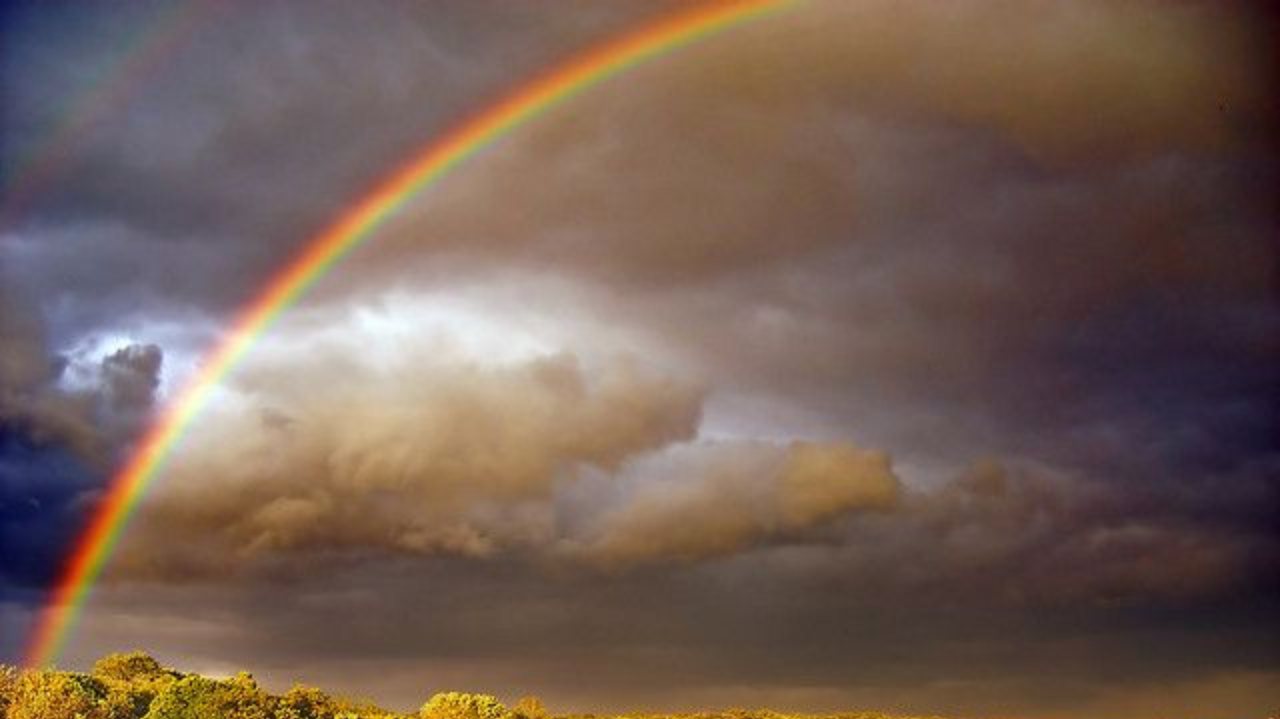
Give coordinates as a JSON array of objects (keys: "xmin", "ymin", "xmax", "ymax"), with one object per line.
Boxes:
[{"xmin": 1, "ymin": 2, "xmax": 1277, "ymax": 717}]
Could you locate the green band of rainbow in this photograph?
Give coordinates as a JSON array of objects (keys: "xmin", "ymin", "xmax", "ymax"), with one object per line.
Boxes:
[{"xmin": 23, "ymin": 0, "xmax": 794, "ymax": 668}]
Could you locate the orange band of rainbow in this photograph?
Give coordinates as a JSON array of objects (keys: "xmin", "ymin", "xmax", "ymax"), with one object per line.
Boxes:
[{"xmin": 23, "ymin": 0, "xmax": 793, "ymax": 668}]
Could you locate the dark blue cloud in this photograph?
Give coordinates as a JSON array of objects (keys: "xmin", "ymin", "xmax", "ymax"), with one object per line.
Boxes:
[{"xmin": 0, "ymin": 426, "xmax": 101, "ymax": 593}]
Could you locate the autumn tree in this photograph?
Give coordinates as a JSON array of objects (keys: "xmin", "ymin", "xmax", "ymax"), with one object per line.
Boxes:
[
  {"xmin": 513, "ymin": 696, "xmax": 549, "ymax": 719},
  {"xmin": 278, "ymin": 684, "xmax": 342, "ymax": 719},
  {"xmin": 142, "ymin": 672, "xmax": 273, "ymax": 719},
  {"xmin": 91, "ymin": 651, "xmax": 177, "ymax": 718},
  {"xmin": 0, "ymin": 664, "xmax": 18, "ymax": 716},
  {"xmin": 420, "ymin": 692, "xmax": 511, "ymax": 719},
  {"xmin": 93, "ymin": 651, "xmax": 167, "ymax": 683},
  {"xmin": 6, "ymin": 668, "xmax": 109, "ymax": 719}
]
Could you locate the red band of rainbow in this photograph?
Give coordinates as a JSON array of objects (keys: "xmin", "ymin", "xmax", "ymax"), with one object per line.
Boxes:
[{"xmin": 23, "ymin": 0, "xmax": 794, "ymax": 669}]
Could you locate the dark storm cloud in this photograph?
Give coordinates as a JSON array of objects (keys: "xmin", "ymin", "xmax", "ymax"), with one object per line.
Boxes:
[
  {"xmin": 69, "ymin": 546, "xmax": 1279, "ymax": 718},
  {"xmin": 76, "ymin": 458, "xmax": 1276, "ymax": 717},
  {"xmin": 1, "ymin": 0, "xmax": 676, "ymax": 335},
  {"xmin": 0, "ymin": 291, "xmax": 162, "ymax": 467},
  {"xmin": 337, "ymin": 0, "xmax": 1275, "ymax": 490},
  {"xmin": 342, "ymin": 0, "xmax": 1277, "ymax": 570},
  {"xmin": 99, "ymin": 343, "xmax": 162, "ymax": 444},
  {"xmin": 0, "ymin": 294, "xmax": 95, "ymax": 456},
  {"xmin": 1, "ymin": 1, "xmax": 1276, "ymax": 717},
  {"xmin": 0, "ymin": 294, "xmax": 162, "ymax": 598}
]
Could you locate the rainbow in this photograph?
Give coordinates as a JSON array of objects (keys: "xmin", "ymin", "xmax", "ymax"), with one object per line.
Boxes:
[
  {"xmin": 0, "ymin": 0, "xmax": 219, "ymax": 230},
  {"xmin": 23, "ymin": 0, "xmax": 794, "ymax": 668}
]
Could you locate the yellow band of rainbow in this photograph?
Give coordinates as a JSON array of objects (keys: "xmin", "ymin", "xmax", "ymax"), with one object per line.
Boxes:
[{"xmin": 23, "ymin": 0, "xmax": 794, "ymax": 669}]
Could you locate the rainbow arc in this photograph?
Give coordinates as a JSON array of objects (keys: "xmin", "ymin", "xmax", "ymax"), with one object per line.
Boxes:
[{"xmin": 24, "ymin": 0, "xmax": 795, "ymax": 669}]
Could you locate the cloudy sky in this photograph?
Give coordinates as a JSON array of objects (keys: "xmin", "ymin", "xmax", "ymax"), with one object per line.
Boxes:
[{"xmin": 1, "ymin": 1, "xmax": 1277, "ymax": 717}]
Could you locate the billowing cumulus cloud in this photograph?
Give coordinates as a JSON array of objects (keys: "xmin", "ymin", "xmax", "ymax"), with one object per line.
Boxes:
[
  {"xmin": 111, "ymin": 336, "xmax": 904, "ymax": 579},
  {"xmin": 564, "ymin": 441, "xmax": 899, "ymax": 566},
  {"xmin": 114, "ymin": 349, "xmax": 702, "ymax": 577}
]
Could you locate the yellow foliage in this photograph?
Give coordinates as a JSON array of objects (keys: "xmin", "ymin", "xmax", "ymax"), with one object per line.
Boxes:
[
  {"xmin": 514, "ymin": 696, "xmax": 548, "ymax": 719},
  {"xmin": 1, "ymin": 653, "xmax": 947, "ymax": 719},
  {"xmin": 420, "ymin": 692, "xmax": 511, "ymax": 719},
  {"xmin": 6, "ymin": 668, "xmax": 109, "ymax": 719}
]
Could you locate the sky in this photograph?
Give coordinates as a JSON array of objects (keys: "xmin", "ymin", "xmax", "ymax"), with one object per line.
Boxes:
[{"xmin": 1, "ymin": 1, "xmax": 1277, "ymax": 717}]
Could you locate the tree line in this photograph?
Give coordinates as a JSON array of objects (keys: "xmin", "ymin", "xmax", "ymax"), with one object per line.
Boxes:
[{"xmin": 0, "ymin": 651, "xmax": 932, "ymax": 719}]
